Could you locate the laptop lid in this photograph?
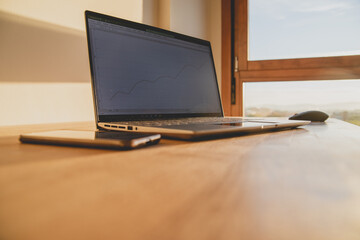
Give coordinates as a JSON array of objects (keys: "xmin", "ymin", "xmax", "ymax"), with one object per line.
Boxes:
[{"xmin": 85, "ymin": 10, "xmax": 223, "ymax": 124}]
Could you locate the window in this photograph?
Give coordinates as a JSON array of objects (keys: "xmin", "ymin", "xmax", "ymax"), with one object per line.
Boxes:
[
  {"xmin": 221, "ymin": 0, "xmax": 360, "ymax": 125},
  {"xmin": 244, "ymin": 80, "xmax": 360, "ymax": 125},
  {"xmin": 249, "ymin": 0, "xmax": 360, "ymax": 60}
]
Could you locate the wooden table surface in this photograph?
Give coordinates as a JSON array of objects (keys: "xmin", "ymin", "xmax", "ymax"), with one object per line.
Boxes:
[{"xmin": 0, "ymin": 119, "xmax": 360, "ymax": 240}]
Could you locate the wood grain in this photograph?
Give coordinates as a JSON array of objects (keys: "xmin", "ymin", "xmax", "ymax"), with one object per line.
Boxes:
[
  {"xmin": 221, "ymin": 0, "xmax": 232, "ymax": 116},
  {"xmin": 248, "ymin": 55, "xmax": 360, "ymax": 71},
  {"xmin": 1, "ymin": 120, "xmax": 360, "ymax": 240},
  {"xmin": 240, "ymin": 66, "xmax": 360, "ymax": 82},
  {"xmin": 231, "ymin": 0, "xmax": 247, "ymax": 116},
  {"xmin": 235, "ymin": 0, "xmax": 248, "ymax": 71}
]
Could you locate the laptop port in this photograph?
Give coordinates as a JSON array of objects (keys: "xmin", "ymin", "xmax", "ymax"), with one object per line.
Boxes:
[
  {"xmin": 128, "ymin": 126, "xmax": 133, "ymax": 130},
  {"xmin": 104, "ymin": 124, "xmax": 110, "ymax": 127}
]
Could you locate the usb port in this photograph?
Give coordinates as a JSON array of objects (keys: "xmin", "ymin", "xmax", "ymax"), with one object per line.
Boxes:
[
  {"xmin": 127, "ymin": 126, "xmax": 133, "ymax": 130},
  {"xmin": 104, "ymin": 124, "xmax": 110, "ymax": 127}
]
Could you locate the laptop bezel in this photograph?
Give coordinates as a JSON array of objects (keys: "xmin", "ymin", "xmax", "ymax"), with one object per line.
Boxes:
[{"xmin": 84, "ymin": 10, "xmax": 224, "ymax": 125}]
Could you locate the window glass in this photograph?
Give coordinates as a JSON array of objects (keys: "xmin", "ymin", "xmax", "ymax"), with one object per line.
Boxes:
[
  {"xmin": 244, "ymin": 80, "xmax": 360, "ymax": 126},
  {"xmin": 249, "ymin": 0, "xmax": 360, "ymax": 60}
]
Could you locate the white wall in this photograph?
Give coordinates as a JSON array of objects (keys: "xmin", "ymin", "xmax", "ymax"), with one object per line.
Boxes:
[
  {"xmin": 0, "ymin": 0, "xmax": 143, "ymax": 30},
  {"xmin": 170, "ymin": 0, "xmax": 208, "ymax": 39},
  {"xmin": 207, "ymin": 0, "xmax": 222, "ymax": 92},
  {"xmin": 0, "ymin": 0, "xmax": 221, "ymax": 126},
  {"xmin": 169, "ymin": 0, "xmax": 222, "ymax": 90},
  {"xmin": 143, "ymin": 0, "xmax": 222, "ymax": 89},
  {"xmin": 0, "ymin": 0, "xmax": 143, "ymax": 126}
]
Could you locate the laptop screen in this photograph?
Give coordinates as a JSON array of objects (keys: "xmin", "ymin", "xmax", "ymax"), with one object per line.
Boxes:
[{"xmin": 86, "ymin": 11, "xmax": 223, "ymax": 120}]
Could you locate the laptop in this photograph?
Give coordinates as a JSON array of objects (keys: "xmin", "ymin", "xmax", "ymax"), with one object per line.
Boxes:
[{"xmin": 85, "ymin": 10, "xmax": 309, "ymax": 140}]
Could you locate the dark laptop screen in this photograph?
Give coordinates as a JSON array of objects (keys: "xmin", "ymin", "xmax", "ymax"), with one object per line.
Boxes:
[{"xmin": 86, "ymin": 12, "xmax": 222, "ymax": 119}]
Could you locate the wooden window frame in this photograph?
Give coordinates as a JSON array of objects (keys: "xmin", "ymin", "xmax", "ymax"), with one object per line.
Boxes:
[{"xmin": 221, "ymin": 0, "xmax": 360, "ymax": 116}]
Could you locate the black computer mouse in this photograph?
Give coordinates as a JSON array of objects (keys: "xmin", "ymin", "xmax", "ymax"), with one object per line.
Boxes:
[{"xmin": 289, "ymin": 110, "xmax": 329, "ymax": 122}]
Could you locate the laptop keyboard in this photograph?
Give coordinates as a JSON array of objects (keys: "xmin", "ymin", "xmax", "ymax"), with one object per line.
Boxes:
[{"xmin": 115, "ymin": 117, "xmax": 245, "ymax": 127}]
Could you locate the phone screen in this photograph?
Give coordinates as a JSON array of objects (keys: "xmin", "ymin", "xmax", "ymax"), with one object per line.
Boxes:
[
  {"xmin": 20, "ymin": 130, "xmax": 161, "ymax": 149},
  {"xmin": 27, "ymin": 130, "xmax": 155, "ymax": 140}
]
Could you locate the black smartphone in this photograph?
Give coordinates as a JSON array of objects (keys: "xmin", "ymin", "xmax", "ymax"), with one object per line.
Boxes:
[{"xmin": 19, "ymin": 130, "xmax": 161, "ymax": 150}]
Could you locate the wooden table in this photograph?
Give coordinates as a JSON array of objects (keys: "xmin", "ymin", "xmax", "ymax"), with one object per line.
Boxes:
[{"xmin": 1, "ymin": 119, "xmax": 360, "ymax": 240}]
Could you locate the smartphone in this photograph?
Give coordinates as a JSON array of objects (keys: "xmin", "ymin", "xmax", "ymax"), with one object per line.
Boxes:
[{"xmin": 19, "ymin": 130, "xmax": 161, "ymax": 150}]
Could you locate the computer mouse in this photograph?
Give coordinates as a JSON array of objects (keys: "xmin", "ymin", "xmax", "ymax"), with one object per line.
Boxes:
[{"xmin": 289, "ymin": 110, "xmax": 329, "ymax": 122}]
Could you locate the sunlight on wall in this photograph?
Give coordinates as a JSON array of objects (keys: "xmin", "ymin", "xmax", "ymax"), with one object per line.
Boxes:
[
  {"xmin": 0, "ymin": 0, "xmax": 143, "ymax": 126},
  {"xmin": 0, "ymin": 83, "xmax": 94, "ymax": 126},
  {"xmin": 0, "ymin": 0, "xmax": 143, "ymax": 31},
  {"xmin": 0, "ymin": 0, "xmax": 221, "ymax": 126}
]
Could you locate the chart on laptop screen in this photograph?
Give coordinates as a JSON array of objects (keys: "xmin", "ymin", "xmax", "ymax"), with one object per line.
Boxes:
[{"xmin": 87, "ymin": 19, "xmax": 222, "ymax": 116}]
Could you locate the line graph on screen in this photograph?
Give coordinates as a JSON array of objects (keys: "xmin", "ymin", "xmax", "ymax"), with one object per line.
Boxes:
[{"xmin": 109, "ymin": 61, "xmax": 206, "ymax": 100}]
